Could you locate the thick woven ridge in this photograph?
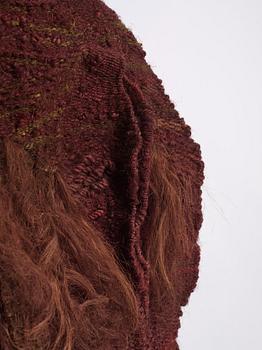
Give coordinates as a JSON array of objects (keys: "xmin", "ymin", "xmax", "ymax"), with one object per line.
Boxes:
[{"xmin": 0, "ymin": 1, "xmax": 205, "ymax": 349}]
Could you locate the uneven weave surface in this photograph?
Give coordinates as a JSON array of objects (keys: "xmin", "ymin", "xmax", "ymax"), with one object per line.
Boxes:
[{"xmin": 0, "ymin": 0, "xmax": 205, "ymax": 349}]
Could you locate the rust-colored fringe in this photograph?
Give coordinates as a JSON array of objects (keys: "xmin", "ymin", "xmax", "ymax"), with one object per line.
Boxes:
[{"xmin": 0, "ymin": 137, "xmax": 198, "ymax": 350}]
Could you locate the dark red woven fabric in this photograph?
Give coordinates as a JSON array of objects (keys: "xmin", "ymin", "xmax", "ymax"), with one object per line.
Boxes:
[{"xmin": 0, "ymin": 1, "xmax": 205, "ymax": 349}]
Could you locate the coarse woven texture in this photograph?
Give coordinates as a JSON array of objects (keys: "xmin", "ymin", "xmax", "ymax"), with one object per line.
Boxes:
[{"xmin": 0, "ymin": 0, "xmax": 205, "ymax": 349}]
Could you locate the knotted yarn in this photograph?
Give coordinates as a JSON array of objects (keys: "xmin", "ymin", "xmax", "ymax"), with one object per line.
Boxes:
[{"xmin": 0, "ymin": 1, "xmax": 205, "ymax": 349}]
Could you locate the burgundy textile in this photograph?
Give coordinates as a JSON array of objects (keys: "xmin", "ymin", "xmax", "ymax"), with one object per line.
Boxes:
[{"xmin": 0, "ymin": 1, "xmax": 205, "ymax": 349}]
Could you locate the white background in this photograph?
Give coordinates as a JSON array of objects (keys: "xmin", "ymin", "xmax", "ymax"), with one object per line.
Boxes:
[{"xmin": 103, "ymin": 1, "xmax": 262, "ymax": 349}]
